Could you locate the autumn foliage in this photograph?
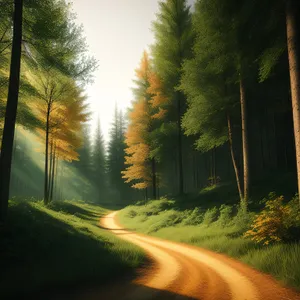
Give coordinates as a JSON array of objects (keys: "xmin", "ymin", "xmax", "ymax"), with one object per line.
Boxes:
[
  {"xmin": 244, "ymin": 194, "xmax": 300, "ymax": 245},
  {"xmin": 122, "ymin": 51, "xmax": 167, "ymax": 190}
]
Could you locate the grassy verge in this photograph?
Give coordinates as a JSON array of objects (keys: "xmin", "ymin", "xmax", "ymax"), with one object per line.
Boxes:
[
  {"xmin": 118, "ymin": 196, "xmax": 300, "ymax": 290},
  {"xmin": 0, "ymin": 199, "xmax": 145, "ymax": 299}
]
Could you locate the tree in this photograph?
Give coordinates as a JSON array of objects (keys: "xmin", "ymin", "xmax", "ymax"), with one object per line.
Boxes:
[
  {"xmin": 180, "ymin": 0, "xmax": 243, "ymax": 200},
  {"xmin": 123, "ymin": 51, "xmax": 168, "ymax": 199},
  {"xmin": 0, "ymin": 0, "xmax": 96, "ymax": 219},
  {"xmin": 151, "ymin": 0, "xmax": 194, "ymax": 195},
  {"xmin": 0, "ymin": 0, "xmax": 23, "ymax": 221},
  {"xmin": 31, "ymin": 68, "xmax": 88, "ymax": 204},
  {"xmin": 286, "ymin": 0, "xmax": 300, "ymax": 201},
  {"xmin": 92, "ymin": 118, "xmax": 107, "ymax": 201},
  {"xmin": 76, "ymin": 124, "xmax": 93, "ymax": 179},
  {"xmin": 107, "ymin": 106, "xmax": 129, "ymax": 202},
  {"xmin": 122, "ymin": 97, "xmax": 152, "ymax": 191}
]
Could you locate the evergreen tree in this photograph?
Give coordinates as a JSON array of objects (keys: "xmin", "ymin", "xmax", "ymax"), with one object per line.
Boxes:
[
  {"xmin": 151, "ymin": 0, "xmax": 194, "ymax": 195},
  {"xmin": 77, "ymin": 124, "xmax": 93, "ymax": 178},
  {"xmin": 92, "ymin": 118, "xmax": 107, "ymax": 201},
  {"xmin": 107, "ymin": 106, "xmax": 129, "ymax": 201}
]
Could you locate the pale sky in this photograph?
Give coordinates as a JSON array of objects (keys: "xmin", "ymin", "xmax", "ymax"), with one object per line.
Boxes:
[{"xmin": 71, "ymin": 0, "xmax": 194, "ymax": 143}]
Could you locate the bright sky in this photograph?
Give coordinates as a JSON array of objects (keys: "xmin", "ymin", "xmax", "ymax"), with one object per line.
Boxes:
[{"xmin": 71, "ymin": 0, "xmax": 194, "ymax": 143}]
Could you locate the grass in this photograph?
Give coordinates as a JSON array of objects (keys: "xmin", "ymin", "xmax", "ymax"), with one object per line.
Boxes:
[
  {"xmin": 118, "ymin": 195, "xmax": 300, "ymax": 290},
  {"xmin": 0, "ymin": 199, "xmax": 145, "ymax": 299}
]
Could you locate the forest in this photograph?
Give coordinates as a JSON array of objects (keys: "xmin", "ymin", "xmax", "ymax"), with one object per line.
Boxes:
[{"xmin": 1, "ymin": 0, "xmax": 300, "ymax": 299}]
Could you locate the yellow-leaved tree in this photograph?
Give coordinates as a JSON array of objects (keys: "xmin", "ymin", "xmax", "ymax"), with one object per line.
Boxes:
[
  {"xmin": 122, "ymin": 51, "xmax": 168, "ymax": 199},
  {"xmin": 29, "ymin": 68, "xmax": 89, "ymax": 203}
]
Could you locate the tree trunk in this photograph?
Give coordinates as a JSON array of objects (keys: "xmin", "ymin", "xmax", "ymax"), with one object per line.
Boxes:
[
  {"xmin": 49, "ymin": 146, "xmax": 56, "ymax": 202},
  {"xmin": 227, "ymin": 115, "xmax": 243, "ymax": 201},
  {"xmin": 0, "ymin": 0, "xmax": 23, "ymax": 222},
  {"xmin": 286, "ymin": 0, "xmax": 300, "ymax": 202},
  {"xmin": 151, "ymin": 158, "xmax": 157, "ymax": 199},
  {"xmin": 48, "ymin": 139, "xmax": 53, "ymax": 193},
  {"xmin": 44, "ymin": 103, "xmax": 51, "ymax": 204},
  {"xmin": 240, "ymin": 75, "xmax": 250, "ymax": 203},
  {"xmin": 177, "ymin": 92, "xmax": 184, "ymax": 195}
]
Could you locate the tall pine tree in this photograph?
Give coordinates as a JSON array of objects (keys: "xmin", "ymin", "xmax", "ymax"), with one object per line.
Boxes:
[
  {"xmin": 92, "ymin": 118, "xmax": 107, "ymax": 201},
  {"xmin": 151, "ymin": 0, "xmax": 194, "ymax": 195}
]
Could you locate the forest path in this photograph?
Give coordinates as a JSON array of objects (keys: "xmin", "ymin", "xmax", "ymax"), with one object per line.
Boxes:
[
  {"xmin": 69, "ymin": 211, "xmax": 300, "ymax": 300},
  {"xmin": 97, "ymin": 211, "xmax": 300, "ymax": 300}
]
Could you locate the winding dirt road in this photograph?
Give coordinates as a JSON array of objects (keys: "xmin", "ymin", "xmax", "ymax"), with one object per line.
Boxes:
[
  {"xmin": 95, "ymin": 212, "xmax": 300, "ymax": 300},
  {"xmin": 65, "ymin": 211, "xmax": 300, "ymax": 300}
]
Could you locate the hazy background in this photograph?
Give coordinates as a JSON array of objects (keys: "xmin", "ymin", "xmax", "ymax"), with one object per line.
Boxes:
[{"xmin": 71, "ymin": 0, "xmax": 195, "ymax": 143}]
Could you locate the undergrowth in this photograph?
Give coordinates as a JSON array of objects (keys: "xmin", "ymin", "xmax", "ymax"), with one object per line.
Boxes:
[{"xmin": 118, "ymin": 194, "xmax": 300, "ymax": 290}]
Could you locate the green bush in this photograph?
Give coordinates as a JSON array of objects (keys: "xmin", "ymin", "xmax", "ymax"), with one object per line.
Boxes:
[
  {"xmin": 182, "ymin": 207, "xmax": 204, "ymax": 225},
  {"xmin": 216, "ymin": 205, "xmax": 233, "ymax": 227},
  {"xmin": 232, "ymin": 200, "xmax": 254, "ymax": 230},
  {"xmin": 137, "ymin": 198, "xmax": 175, "ymax": 217},
  {"xmin": 126, "ymin": 209, "xmax": 137, "ymax": 218},
  {"xmin": 147, "ymin": 210, "xmax": 184, "ymax": 233},
  {"xmin": 202, "ymin": 207, "xmax": 218, "ymax": 225}
]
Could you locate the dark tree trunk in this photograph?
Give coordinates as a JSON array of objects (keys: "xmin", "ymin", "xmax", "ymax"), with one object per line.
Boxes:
[
  {"xmin": 286, "ymin": 0, "xmax": 300, "ymax": 203},
  {"xmin": 0, "ymin": 0, "xmax": 23, "ymax": 222},
  {"xmin": 240, "ymin": 75, "xmax": 250, "ymax": 203},
  {"xmin": 151, "ymin": 158, "xmax": 157, "ymax": 199},
  {"xmin": 48, "ymin": 139, "xmax": 53, "ymax": 192},
  {"xmin": 227, "ymin": 115, "xmax": 243, "ymax": 201},
  {"xmin": 44, "ymin": 103, "xmax": 51, "ymax": 204},
  {"xmin": 49, "ymin": 146, "xmax": 56, "ymax": 202}
]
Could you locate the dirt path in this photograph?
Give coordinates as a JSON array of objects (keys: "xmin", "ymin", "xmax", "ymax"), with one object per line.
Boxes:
[
  {"xmin": 64, "ymin": 211, "xmax": 300, "ymax": 300},
  {"xmin": 99, "ymin": 211, "xmax": 300, "ymax": 300}
]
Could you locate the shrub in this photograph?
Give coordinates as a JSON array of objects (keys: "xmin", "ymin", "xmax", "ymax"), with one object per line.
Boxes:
[
  {"xmin": 182, "ymin": 207, "xmax": 204, "ymax": 226},
  {"xmin": 232, "ymin": 200, "xmax": 254, "ymax": 230},
  {"xmin": 244, "ymin": 195, "xmax": 300, "ymax": 245},
  {"xmin": 126, "ymin": 209, "xmax": 137, "ymax": 218},
  {"xmin": 202, "ymin": 207, "xmax": 218, "ymax": 226},
  {"xmin": 216, "ymin": 205, "xmax": 233, "ymax": 227},
  {"xmin": 147, "ymin": 210, "xmax": 184, "ymax": 233}
]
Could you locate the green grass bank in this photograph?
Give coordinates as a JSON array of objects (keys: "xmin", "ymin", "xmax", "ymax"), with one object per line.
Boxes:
[{"xmin": 0, "ymin": 199, "xmax": 145, "ymax": 299}]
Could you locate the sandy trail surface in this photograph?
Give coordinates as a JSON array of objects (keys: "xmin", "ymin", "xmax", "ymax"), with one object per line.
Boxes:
[{"xmin": 63, "ymin": 211, "xmax": 300, "ymax": 300}]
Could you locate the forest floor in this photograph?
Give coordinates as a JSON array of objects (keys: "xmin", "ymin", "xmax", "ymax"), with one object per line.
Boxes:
[
  {"xmin": 73, "ymin": 211, "xmax": 299, "ymax": 300},
  {"xmin": 0, "ymin": 199, "xmax": 145, "ymax": 299}
]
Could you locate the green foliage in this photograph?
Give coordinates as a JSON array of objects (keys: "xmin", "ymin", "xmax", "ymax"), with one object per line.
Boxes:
[
  {"xmin": 126, "ymin": 209, "xmax": 138, "ymax": 218},
  {"xmin": 148, "ymin": 210, "xmax": 185, "ymax": 233},
  {"xmin": 91, "ymin": 118, "xmax": 107, "ymax": 199},
  {"xmin": 182, "ymin": 207, "xmax": 203, "ymax": 225},
  {"xmin": 202, "ymin": 207, "xmax": 218, "ymax": 225},
  {"xmin": 150, "ymin": 0, "xmax": 194, "ymax": 170},
  {"xmin": 216, "ymin": 204, "xmax": 233, "ymax": 227},
  {"xmin": 232, "ymin": 199, "xmax": 254, "ymax": 230},
  {"xmin": 107, "ymin": 107, "xmax": 130, "ymax": 202}
]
